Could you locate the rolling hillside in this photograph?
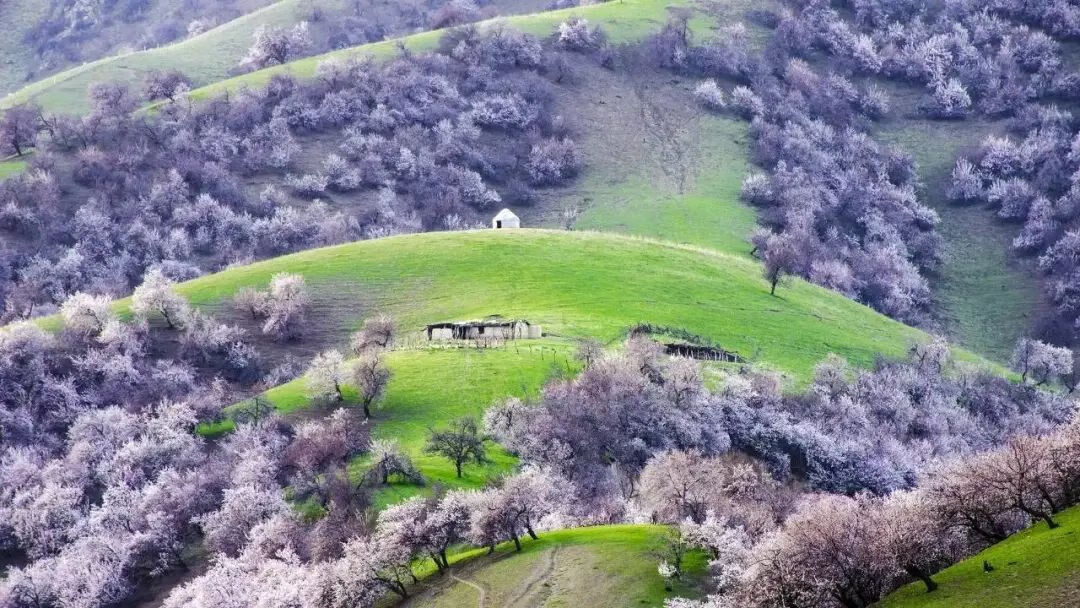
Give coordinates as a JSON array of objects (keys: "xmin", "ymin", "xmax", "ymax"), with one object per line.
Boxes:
[
  {"xmin": 0, "ymin": 0, "xmax": 695, "ymax": 115},
  {"xmin": 120, "ymin": 227, "xmax": 1001, "ymax": 509},
  {"xmin": 0, "ymin": 0, "xmax": 315, "ymax": 114},
  {"xmin": 80, "ymin": 229, "xmax": 986, "ymax": 382},
  {"xmin": 146, "ymin": 229, "xmax": 996, "ymax": 507},
  {"xmin": 878, "ymin": 505, "xmax": 1080, "ymax": 608}
]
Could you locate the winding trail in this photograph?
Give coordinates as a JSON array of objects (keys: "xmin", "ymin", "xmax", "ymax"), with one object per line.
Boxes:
[
  {"xmin": 505, "ymin": 546, "xmax": 560, "ymax": 607},
  {"xmin": 452, "ymin": 573, "xmax": 486, "ymax": 608}
]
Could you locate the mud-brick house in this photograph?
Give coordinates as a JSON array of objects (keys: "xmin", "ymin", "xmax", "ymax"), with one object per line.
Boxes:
[{"xmin": 425, "ymin": 318, "xmax": 541, "ymax": 341}]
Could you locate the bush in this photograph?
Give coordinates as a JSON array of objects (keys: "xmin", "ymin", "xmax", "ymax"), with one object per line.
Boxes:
[
  {"xmin": 693, "ymin": 80, "xmax": 727, "ymax": 111},
  {"xmin": 526, "ymin": 137, "xmax": 582, "ymax": 186}
]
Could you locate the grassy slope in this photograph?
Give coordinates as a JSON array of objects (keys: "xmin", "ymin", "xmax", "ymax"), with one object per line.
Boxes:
[
  {"xmin": 0, "ymin": 1, "xmax": 50, "ymax": 96},
  {"xmin": 173, "ymin": 229, "xmax": 970, "ymax": 505},
  {"xmin": 875, "ymin": 86, "xmax": 1044, "ymax": 361},
  {"xmin": 573, "ymin": 111, "xmax": 754, "ymax": 254},
  {"xmin": 404, "ymin": 524, "xmax": 707, "ymax": 608},
  {"xmin": 878, "ymin": 505, "xmax": 1080, "ymax": 608},
  {"xmin": 518, "ymin": 57, "xmax": 758, "ymax": 255},
  {"xmin": 0, "ymin": 0, "xmax": 320, "ymax": 114},
  {"xmin": 86, "ymin": 230, "xmax": 986, "ymax": 383},
  {"xmin": 205, "ymin": 341, "xmax": 577, "ymax": 507},
  {"xmin": 524, "ymin": 0, "xmax": 772, "ymax": 255}
]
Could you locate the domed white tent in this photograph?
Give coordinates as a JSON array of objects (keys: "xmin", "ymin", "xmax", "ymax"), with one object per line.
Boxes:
[{"xmin": 492, "ymin": 208, "xmax": 520, "ymax": 229}]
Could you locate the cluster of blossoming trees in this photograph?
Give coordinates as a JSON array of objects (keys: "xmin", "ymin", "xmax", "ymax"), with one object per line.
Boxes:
[{"xmin": 0, "ymin": 287, "xmax": 1075, "ymax": 608}]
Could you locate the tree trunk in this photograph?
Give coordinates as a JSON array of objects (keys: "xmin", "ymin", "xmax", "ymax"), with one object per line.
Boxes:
[
  {"xmin": 1039, "ymin": 512, "xmax": 1059, "ymax": 529},
  {"xmin": 1018, "ymin": 499, "xmax": 1059, "ymax": 529},
  {"xmin": 526, "ymin": 523, "xmax": 538, "ymax": 540},
  {"xmin": 362, "ymin": 399, "xmax": 372, "ymax": 418},
  {"xmin": 512, "ymin": 534, "xmax": 521, "ymax": 551},
  {"xmin": 770, "ymin": 276, "xmax": 778, "ymax": 295},
  {"xmin": 905, "ymin": 565, "xmax": 938, "ymax": 593},
  {"xmin": 833, "ymin": 592, "xmax": 860, "ymax": 608},
  {"xmin": 455, "ymin": 460, "xmax": 463, "ymax": 478}
]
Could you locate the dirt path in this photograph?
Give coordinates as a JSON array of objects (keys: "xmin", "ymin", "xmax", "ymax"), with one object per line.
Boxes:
[
  {"xmin": 452, "ymin": 573, "xmax": 487, "ymax": 608},
  {"xmin": 504, "ymin": 546, "xmax": 560, "ymax": 608}
]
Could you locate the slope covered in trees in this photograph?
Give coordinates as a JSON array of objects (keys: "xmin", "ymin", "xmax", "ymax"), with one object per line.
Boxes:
[
  {"xmin": 0, "ymin": 0, "xmax": 672, "ymax": 115},
  {"xmin": 3, "ymin": 1, "xmax": 1080, "ymax": 607},
  {"xmin": 0, "ymin": 0, "xmax": 557, "ymax": 114},
  {"xmin": 0, "ymin": 0, "xmax": 296, "ymax": 111}
]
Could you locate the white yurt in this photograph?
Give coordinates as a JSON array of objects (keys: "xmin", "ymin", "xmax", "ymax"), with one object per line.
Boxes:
[{"xmin": 491, "ymin": 208, "xmax": 520, "ymax": 229}]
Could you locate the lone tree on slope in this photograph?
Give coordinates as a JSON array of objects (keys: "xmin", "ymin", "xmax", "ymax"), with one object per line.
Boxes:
[{"xmin": 424, "ymin": 417, "xmax": 488, "ymax": 478}]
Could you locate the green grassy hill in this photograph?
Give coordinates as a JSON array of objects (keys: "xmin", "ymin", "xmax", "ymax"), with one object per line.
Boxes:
[
  {"xmin": 86, "ymin": 230, "xmax": 982, "ymax": 382},
  {"xmin": 404, "ymin": 524, "xmax": 707, "ymax": 608},
  {"xmin": 878, "ymin": 505, "xmax": 1080, "ymax": 608},
  {"xmin": 157, "ymin": 229, "xmax": 996, "ymax": 505}
]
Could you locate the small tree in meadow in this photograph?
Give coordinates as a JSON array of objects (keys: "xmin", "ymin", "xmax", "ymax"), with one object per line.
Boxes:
[
  {"xmin": 306, "ymin": 349, "xmax": 347, "ymax": 402},
  {"xmin": 424, "ymin": 417, "xmax": 488, "ymax": 478},
  {"xmin": 349, "ymin": 354, "xmax": 391, "ymax": 418}
]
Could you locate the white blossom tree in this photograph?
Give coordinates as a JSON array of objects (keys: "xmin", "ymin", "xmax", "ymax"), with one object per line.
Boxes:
[
  {"xmin": 131, "ymin": 268, "xmax": 190, "ymax": 330},
  {"xmin": 306, "ymin": 349, "xmax": 347, "ymax": 402}
]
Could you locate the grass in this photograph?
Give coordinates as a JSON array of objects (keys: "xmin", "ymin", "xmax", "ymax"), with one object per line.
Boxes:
[
  {"xmin": 878, "ymin": 504, "xmax": 1080, "ymax": 608},
  {"xmin": 0, "ymin": 0, "xmax": 50, "ymax": 96},
  {"xmin": 0, "ymin": 157, "xmax": 27, "ymax": 180},
  {"xmin": 68, "ymin": 229, "xmax": 997, "ymax": 386},
  {"xmin": 403, "ymin": 524, "xmax": 707, "ymax": 608},
  {"xmin": 203, "ymin": 341, "xmax": 577, "ymax": 507},
  {"xmin": 875, "ymin": 88, "xmax": 1044, "ymax": 361},
  {"xmin": 565, "ymin": 85, "xmax": 756, "ymax": 255}
]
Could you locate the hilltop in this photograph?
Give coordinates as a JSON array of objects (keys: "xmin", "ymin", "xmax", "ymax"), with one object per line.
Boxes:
[{"xmin": 87, "ymin": 229, "xmax": 978, "ymax": 382}]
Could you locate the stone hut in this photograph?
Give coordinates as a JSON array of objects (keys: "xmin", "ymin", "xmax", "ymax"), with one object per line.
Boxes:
[
  {"xmin": 492, "ymin": 208, "xmax": 520, "ymax": 229},
  {"xmin": 426, "ymin": 318, "xmax": 541, "ymax": 341}
]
